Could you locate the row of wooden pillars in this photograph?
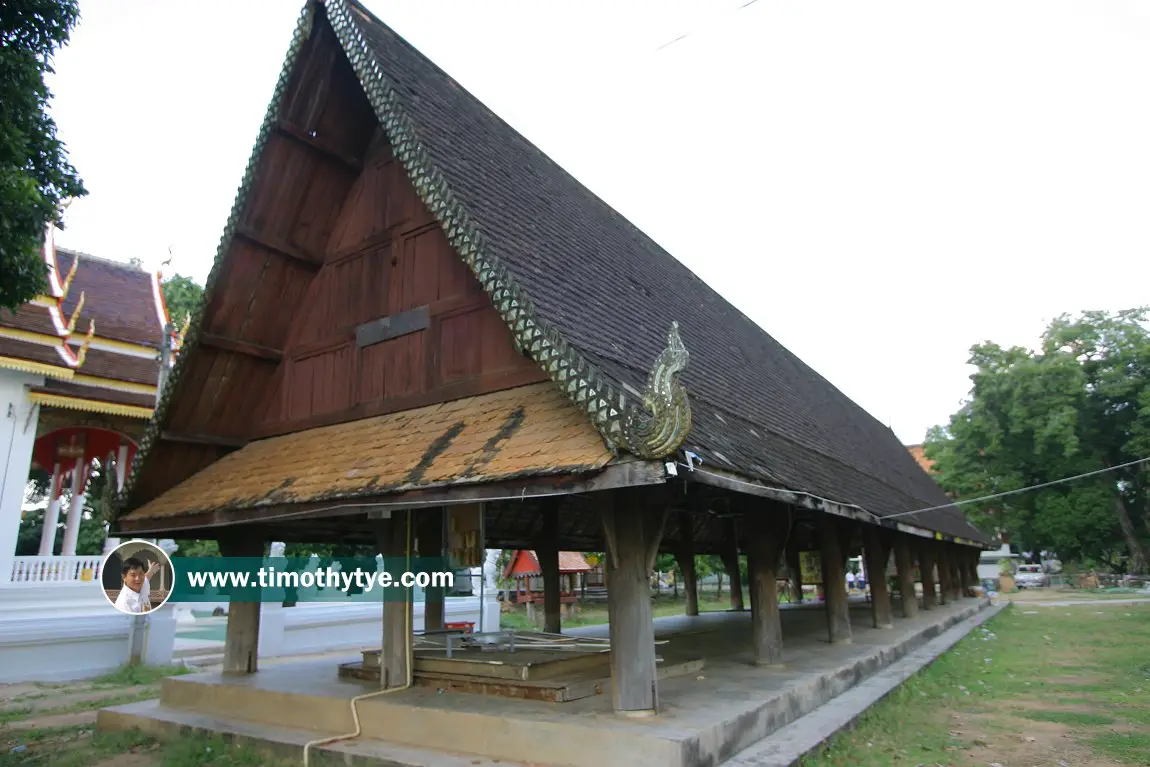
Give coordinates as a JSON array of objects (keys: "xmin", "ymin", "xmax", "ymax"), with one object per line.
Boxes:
[{"xmin": 213, "ymin": 502, "xmax": 983, "ymax": 718}]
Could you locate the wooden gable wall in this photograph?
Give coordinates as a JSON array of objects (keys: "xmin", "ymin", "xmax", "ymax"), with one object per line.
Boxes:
[
  {"xmin": 251, "ymin": 129, "xmax": 545, "ymax": 438},
  {"xmin": 131, "ymin": 11, "xmax": 546, "ymax": 508}
]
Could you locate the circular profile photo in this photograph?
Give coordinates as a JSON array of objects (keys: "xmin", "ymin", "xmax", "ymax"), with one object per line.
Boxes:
[{"xmin": 101, "ymin": 539, "xmax": 175, "ymax": 615}]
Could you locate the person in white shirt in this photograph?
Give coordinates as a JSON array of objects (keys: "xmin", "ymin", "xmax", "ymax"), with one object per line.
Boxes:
[
  {"xmin": 846, "ymin": 570, "xmax": 856, "ymax": 592},
  {"xmin": 114, "ymin": 556, "xmax": 161, "ymax": 614}
]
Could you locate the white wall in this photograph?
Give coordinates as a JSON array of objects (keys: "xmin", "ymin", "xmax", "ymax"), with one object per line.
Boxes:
[
  {"xmin": 0, "ymin": 370, "xmax": 43, "ymax": 585},
  {"xmin": 0, "ymin": 602, "xmax": 177, "ymax": 683}
]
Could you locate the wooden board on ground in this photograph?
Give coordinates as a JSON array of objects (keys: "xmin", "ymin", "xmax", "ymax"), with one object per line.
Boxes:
[{"xmin": 339, "ymin": 655, "xmax": 706, "ymax": 703}]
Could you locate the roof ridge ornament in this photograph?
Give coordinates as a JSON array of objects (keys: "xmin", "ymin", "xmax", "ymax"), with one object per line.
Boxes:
[
  {"xmin": 623, "ymin": 322, "xmax": 692, "ymax": 459},
  {"xmin": 65, "ymin": 291, "xmax": 85, "ymax": 335},
  {"xmin": 74, "ymin": 320, "xmax": 95, "ymax": 368},
  {"xmin": 60, "ymin": 251, "xmax": 79, "ymax": 303}
]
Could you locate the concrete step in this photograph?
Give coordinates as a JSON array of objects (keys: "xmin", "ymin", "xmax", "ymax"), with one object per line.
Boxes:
[
  {"xmin": 98, "ymin": 698, "xmax": 529, "ymax": 767},
  {"xmin": 722, "ymin": 602, "xmax": 1007, "ymax": 766}
]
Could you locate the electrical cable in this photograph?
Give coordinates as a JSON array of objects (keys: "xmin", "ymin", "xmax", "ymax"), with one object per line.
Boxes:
[
  {"xmin": 301, "ymin": 509, "xmax": 414, "ymax": 767},
  {"xmin": 883, "ymin": 456, "xmax": 1150, "ymax": 520}
]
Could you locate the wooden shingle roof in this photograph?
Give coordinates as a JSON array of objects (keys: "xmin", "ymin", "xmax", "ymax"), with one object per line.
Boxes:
[
  {"xmin": 336, "ymin": 1, "xmax": 985, "ymax": 542},
  {"xmin": 117, "ymin": 0, "xmax": 987, "ymax": 544}
]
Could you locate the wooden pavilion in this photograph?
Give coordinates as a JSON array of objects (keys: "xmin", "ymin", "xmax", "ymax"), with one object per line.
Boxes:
[{"xmin": 110, "ymin": 0, "xmax": 989, "ymax": 716}]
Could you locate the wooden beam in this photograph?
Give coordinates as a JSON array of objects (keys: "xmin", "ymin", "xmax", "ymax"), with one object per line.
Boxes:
[
  {"xmin": 234, "ymin": 226, "xmax": 322, "ymax": 272},
  {"xmin": 199, "ymin": 333, "xmax": 284, "ymax": 363},
  {"xmin": 160, "ymin": 431, "xmax": 247, "ymax": 449},
  {"xmin": 275, "ymin": 120, "xmax": 363, "ymax": 171},
  {"xmin": 682, "ymin": 466, "xmax": 984, "ymax": 547},
  {"xmin": 113, "ymin": 461, "xmax": 668, "ymax": 536}
]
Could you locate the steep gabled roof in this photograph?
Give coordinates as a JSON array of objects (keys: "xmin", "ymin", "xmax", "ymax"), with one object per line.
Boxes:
[{"xmin": 119, "ymin": 0, "xmax": 986, "ymax": 543}]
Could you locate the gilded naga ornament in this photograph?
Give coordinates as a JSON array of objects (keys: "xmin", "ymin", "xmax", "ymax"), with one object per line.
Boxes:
[{"xmin": 622, "ymin": 321, "xmax": 692, "ymax": 459}]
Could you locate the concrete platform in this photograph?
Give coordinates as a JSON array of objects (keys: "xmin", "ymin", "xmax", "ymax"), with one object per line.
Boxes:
[{"xmin": 99, "ymin": 597, "xmax": 990, "ymax": 767}]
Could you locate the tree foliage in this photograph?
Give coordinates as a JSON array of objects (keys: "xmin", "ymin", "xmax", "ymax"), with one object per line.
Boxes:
[
  {"xmin": 0, "ymin": 0, "xmax": 86, "ymax": 311},
  {"xmin": 161, "ymin": 273, "xmax": 203, "ymax": 327},
  {"xmin": 925, "ymin": 309, "xmax": 1150, "ymax": 573}
]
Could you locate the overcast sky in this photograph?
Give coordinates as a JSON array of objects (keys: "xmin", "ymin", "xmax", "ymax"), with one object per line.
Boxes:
[{"xmin": 45, "ymin": 0, "xmax": 1150, "ymax": 446}]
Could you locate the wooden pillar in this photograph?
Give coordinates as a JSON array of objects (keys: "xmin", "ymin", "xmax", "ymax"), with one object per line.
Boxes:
[
  {"xmin": 959, "ymin": 548, "xmax": 974, "ymax": 597},
  {"xmin": 819, "ymin": 515, "xmax": 852, "ymax": 644},
  {"xmin": 219, "ymin": 534, "xmax": 264, "ymax": 675},
  {"xmin": 376, "ymin": 515, "xmax": 412, "ymax": 689},
  {"xmin": 969, "ymin": 548, "xmax": 983, "ymax": 594},
  {"xmin": 721, "ymin": 518, "xmax": 744, "ymax": 611},
  {"xmin": 949, "ymin": 546, "xmax": 963, "ymax": 600},
  {"xmin": 418, "ymin": 509, "xmax": 446, "ymax": 632},
  {"xmin": 601, "ymin": 493, "xmax": 668, "ymax": 715},
  {"xmin": 746, "ymin": 513, "xmax": 785, "ymax": 665},
  {"xmin": 675, "ymin": 511, "xmax": 698, "ymax": 617},
  {"xmin": 862, "ymin": 526, "xmax": 893, "ymax": 629},
  {"xmin": 538, "ymin": 501, "xmax": 562, "ymax": 634},
  {"xmin": 893, "ymin": 535, "xmax": 919, "ymax": 619},
  {"xmin": 936, "ymin": 543, "xmax": 952, "ymax": 605},
  {"xmin": 919, "ymin": 542, "xmax": 937, "ymax": 610},
  {"xmin": 785, "ymin": 538, "xmax": 803, "ymax": 604}
]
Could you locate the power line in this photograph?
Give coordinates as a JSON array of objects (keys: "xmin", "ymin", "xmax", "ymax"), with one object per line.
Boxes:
[
  {"xmin": 654, "ymin": 0, "xmax": 761, "ymax": 52},
  {"xmin": 886, "ymin": 456, "xmax": 1150, "ymax": 520}
]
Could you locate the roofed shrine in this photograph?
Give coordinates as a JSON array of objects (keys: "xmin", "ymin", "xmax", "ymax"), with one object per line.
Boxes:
[
  {"xmin": 98, "ymin": 2, "xmax": 991, "ymax": 760},
  {"xmin": 0, "ymin": 228, "xmax": 186, "ymax": 581}
]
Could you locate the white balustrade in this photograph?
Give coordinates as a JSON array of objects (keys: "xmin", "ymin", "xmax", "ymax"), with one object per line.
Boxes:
[{"xmin": 10, "ymin": 555, "xmax": 105, "ymax": 584}]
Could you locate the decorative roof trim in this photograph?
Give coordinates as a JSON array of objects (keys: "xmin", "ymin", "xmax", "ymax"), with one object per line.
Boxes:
[
  {"xmin": 71, "ymin": 374, "xmax": 158, "ymax": 396},
  {"xmin": 0, "ymin": 326, "xmax": 94, "ymax": 369},
  {"xmin": 26, "ymin": 391, "xmax": 153, "ymax": 420},
  {"xmin": 116, "ymin": 1, "xmax": 319, "ymax": 515},
  {"xmin": 325, "ymin": 0, "xmax": 691, "ymax": 459},
  {"xmin": 0, "ymin": 356, "xmax": 75, "ymax": 381}
]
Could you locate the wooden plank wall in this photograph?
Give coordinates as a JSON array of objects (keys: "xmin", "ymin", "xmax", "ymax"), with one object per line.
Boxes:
[{"xmin": 254, "ymin": 129, "xmax": 545, "ymax": 438}]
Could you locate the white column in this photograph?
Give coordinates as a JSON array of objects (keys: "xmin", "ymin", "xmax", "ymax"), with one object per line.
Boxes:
[
  {"xmin": 59, "ymin": 462, "xmax": 88, "ymax": 556},
  {"xmin": 102, "ymin": 446, "xmax": 130, "ymax": 555},
  {"xmin": 0, "ymin": 375, "xmax": 43, "ymax": 585},
  {"xmin": 115, "ymin": 444, "xmax": 129, "ymax": 491},
  {"xmin": 37, "ymin": 463, "xmax": 63, "ymax": 555}
]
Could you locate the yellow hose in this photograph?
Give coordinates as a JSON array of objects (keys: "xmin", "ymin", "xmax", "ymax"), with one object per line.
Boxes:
[{"xmin": 302, "ymin": 510, "xmax": 414, "ymax": 766}]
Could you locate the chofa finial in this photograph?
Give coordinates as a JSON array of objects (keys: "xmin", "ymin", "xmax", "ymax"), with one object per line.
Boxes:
[{"xmin": 621, "ymin": 321, "xmax": 692, "ymax": 459}]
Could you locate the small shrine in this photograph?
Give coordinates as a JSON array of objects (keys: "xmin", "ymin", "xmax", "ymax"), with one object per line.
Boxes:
[{"xmin": 503, "ymin": 550, "xmax": 591, "ymax": 622}]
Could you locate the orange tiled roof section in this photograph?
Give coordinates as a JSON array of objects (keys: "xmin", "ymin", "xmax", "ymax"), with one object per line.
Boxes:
[
  {"xmin": 907, "ymin": 444, "xmax": 935, "ymax": 474},
  {"xmin": 122, "ymin": 382, "xmax": 614, "ymax": 521}
]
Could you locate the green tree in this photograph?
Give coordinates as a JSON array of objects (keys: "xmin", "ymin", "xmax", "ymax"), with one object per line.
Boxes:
[
  {"xmin": 925, "ymin": 309, "xmax": 1150, "ymax": 573},
  {"xmin": 161, "ymin": 273, "xmax": 203, "ymax": 326},
  {"xmin": 0, "ymin": 0, "xmax": 87, "ymax": 311}
]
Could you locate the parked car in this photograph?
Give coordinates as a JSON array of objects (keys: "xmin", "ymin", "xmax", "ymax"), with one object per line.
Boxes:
[{"xmin": 1015, "ymin": 564, "xmax": 1048, "ymax": 589}]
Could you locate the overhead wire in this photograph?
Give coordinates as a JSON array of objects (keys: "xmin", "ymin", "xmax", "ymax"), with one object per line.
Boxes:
[{"xmin": 883, "ymin": 456, "xmax": 1150, "ymax": 520}]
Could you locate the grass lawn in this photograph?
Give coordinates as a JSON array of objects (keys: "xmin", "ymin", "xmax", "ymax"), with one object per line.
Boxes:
[
  {"xmin": 0, "ymin": 664, "xmax": 302, "ymax": 767},
  {"xmin": 802, "ymin": 601, "xmax": 1150, "ymax": 766}
]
